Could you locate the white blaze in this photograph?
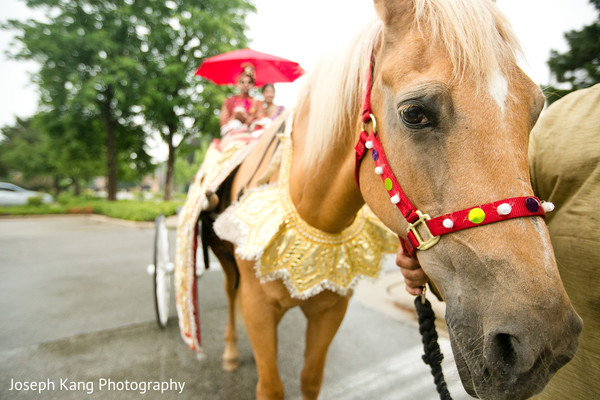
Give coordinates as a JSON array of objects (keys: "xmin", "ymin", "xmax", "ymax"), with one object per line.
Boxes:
[{"xmin": 489, "ymin": 71, "xmax": 508, "ymax": 112}]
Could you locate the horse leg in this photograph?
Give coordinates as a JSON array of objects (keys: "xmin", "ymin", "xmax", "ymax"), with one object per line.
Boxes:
[
  {"xmin": 237, "ymin": 258, "xmax": 286, "ymax": 400},
  {"xmin": 221, "ymin": 255, "xmax": 241, "ymax": 372},
  {"xmin": 299, "ymin": 294, "xmax": 350, "ymax": 400},
  {"xmin": 208, "ymin": 237, "xmax": 241, "ymax": 372}
]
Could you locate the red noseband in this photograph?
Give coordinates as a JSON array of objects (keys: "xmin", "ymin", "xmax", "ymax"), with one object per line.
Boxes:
[{"xmin": 354, "ymin": 52, "xmax": 548, "ymax": 254}]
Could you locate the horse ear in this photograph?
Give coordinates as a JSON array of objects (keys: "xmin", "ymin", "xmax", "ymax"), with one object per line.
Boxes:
[
  {"xmin": 373, "ymin": 0, "xmax": 386, "ymax": 21},
  {"xmin": 373, "ymin": 0, "xmax": 414, "ymax": 26}
]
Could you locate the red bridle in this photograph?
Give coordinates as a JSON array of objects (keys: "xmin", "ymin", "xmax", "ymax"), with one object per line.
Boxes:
[{"xmin": 354, "ymin": 53, "xmax": 548, "ymax": 255}]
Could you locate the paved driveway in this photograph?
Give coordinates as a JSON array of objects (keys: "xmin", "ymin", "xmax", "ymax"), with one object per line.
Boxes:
[{"xmin": 0, "ymin": 215, "xmax": 469, "ymax": 399}]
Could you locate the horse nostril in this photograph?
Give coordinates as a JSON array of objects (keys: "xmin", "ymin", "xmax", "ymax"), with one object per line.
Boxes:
[
  {"xmin": 484, "ymin": 331, "xmax": 527, "ymax": 377},
  {"xmin": 493, "ymin": 333, "xmax": 517, "ymax": 368}
]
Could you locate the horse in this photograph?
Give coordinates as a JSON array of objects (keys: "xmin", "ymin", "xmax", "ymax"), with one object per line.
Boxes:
[{"xmin": 190, "ymin": 1, "xmax": 582, "ymax": 399}]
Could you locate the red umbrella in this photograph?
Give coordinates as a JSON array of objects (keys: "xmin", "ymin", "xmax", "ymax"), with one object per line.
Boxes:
[{"xmin": 195, "ymin": 48, "xmax": 305, "ymax": 86}]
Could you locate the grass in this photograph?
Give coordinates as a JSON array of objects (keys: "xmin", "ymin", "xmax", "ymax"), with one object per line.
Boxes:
[{"xmin": 0, "ymin": 196, "xmax": 183, "ymax": 222}]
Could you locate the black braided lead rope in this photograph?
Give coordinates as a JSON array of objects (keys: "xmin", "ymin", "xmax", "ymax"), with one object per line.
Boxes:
[{"xmin": 414, "ymin": 295, "xmax": 453, "ymax": 400}]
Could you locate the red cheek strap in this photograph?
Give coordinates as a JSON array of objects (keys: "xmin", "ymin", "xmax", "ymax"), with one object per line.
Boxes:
[
  {"xmin": 356, "ymin": 125, "xmax": 547, "ymax": 252},
  {"xmin": 354, "ymin": 47, "xmax": 548, "ymax": 253}
]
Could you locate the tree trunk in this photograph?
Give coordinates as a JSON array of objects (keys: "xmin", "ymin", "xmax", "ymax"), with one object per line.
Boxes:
[
  {"xmin": 105, "ymin": 119, "xmax": 117, "ymax": 201},
  {"xmin": 102, "ymin": 87, "xmax": 117, "ymax": 201},
  {"xmin": 73, "ymin": 178, "xmax": 81, "ymax": 196},
  {"xmin": 164, "ymin": 125, "xmax": 176, "ymax": 201},
  {"xmin": 53, "ymin": 176, "xmax": 61, "ymax": 197}
]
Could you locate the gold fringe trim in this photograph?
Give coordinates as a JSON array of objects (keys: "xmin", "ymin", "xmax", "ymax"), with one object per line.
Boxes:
[{"xmin": 215, "ymin": 123, "xmax": 398, "ymax": 299}]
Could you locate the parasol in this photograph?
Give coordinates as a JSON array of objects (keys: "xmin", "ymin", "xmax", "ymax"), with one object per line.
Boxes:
[{"xmin": 195, "ymin": 48, "xmax": 305, "ymax": 86}]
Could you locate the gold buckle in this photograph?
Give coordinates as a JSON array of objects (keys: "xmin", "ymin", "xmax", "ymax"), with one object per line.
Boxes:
[
  {"xmin": 407, "ymin": 210, "xmax": 440, "ymax": 250},
  {"xmin": 361, "ymin": 113, "xmax": 377, "ymax": 133}
]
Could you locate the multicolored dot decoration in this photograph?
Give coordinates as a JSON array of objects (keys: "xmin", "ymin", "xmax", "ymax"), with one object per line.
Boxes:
[
  {"xmin": 468, "ymin": 207, "xmax": 486, "ymax": 224},
  {"xmin": 497, "ymin": 203, "xmax": 512, "ymax": 216},
  {"xmin": 372, "ymin": 149, "xmax": 379, "ymax": 162},
  {"xmin": 357, "ymin": 119, "xmax": 553, "ymax": 252},
  {"xmin": 525, "ymin": 197, "xmax": 540, "ymax": 213},
  {"xmin": 384, "ymin": 178, "xmax": 393, "ymax": 191},
  {"xmin": 542, "ymin": 201, "xmax": 555, "ymax": 212}
]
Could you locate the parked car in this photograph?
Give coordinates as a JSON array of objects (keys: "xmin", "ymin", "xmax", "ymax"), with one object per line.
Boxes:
[{"xmin": 0, "ymin": 182, "xmax": 54, "ymax": 206}]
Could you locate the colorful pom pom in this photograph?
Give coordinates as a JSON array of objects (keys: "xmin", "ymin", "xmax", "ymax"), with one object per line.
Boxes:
[
  {"xmin": 542, "ymin": 201, "xmax": 555, "ymax": 212},
  {"xmin": 468, "ymin": 208, "xmax": 486, "ymax": 224}
]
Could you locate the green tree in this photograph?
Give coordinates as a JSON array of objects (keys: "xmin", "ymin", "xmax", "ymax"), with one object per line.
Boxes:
[
  {"xmin": 37, "ymin": 110, "xmax": 106, "ymax": 194},
  {"xmin": 4, "ymin": 0, "xmax": 152, "ymax": 200},
  {"xmin": 0, "ymin": 117, "xmax": 55, "ymax": 185},
  {"xmin": 137, "ymin": 0, "xmax": 255, "ymax": 200},
  {"xmin": 4, "ymin": 0, "xmax": 255, "ymax": 200},
  {"xmin": 545, "ymin": 0, "xmax": 600, "ymax": 104},
  {"xmin": 0, "ymin": 112, "xmax": 105, "ymax": 194}
]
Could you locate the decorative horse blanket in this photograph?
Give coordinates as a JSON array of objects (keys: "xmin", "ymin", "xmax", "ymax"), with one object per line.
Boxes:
[
  {"xmin": 174, "ymin": 131, "xmax": 259, "ymax": 353},
  {"xmin": 175, "ymin": 115, "xmax": 399, "ymax": 354}
]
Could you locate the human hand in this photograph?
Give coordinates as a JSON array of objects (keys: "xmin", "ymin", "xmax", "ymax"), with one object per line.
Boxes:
[
  {"xmin": 396, "ymin": 245, "xmax": 428, "ymax": 296},
  {"xmin": 233, "ymin": 107, "xmax": 247, "ymax": 123}
]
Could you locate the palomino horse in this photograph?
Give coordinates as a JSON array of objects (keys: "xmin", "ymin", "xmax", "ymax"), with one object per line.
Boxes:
[{"xmin": 200, "ymin": 0, "xmax": 582, "ymax": 399}]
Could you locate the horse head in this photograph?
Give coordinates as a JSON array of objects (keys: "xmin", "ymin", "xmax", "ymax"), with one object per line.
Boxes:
[{"xmin": 356, "ymin": 0, "xmax": 582, "ymax": 398}]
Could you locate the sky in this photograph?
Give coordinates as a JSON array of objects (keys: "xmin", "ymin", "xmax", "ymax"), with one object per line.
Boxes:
[
  {"xmin": 0, "ymin": 0, "xmax": 597, "ymax": 160},
  {"xmin": 246, "ymin": 0, "xmax": 598, "ymax": 110}
]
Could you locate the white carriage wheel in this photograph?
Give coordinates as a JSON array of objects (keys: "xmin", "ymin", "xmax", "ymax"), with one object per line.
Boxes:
[{"xmin": 153, "ymin": 214, "xmax": 171, "ymax": 329}]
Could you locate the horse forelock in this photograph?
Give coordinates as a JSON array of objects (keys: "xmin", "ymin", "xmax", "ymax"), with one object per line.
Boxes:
[
  {"xmin": 301, "ymin": 0, "xmax": 522, "ymax": 170},
  {"xmin": 413, "ymin": 0, "xmax": 522, "ymax": 84}
]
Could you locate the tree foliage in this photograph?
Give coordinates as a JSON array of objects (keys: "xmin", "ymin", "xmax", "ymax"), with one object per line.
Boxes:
[
  {"xmin": 4, "ymin": 0, "xmax": 155, "ymax": 199},
  {"xmin": 136, "ymin": 0, "xmax": 255, "ymax": 199},
  {"xmin": 0, "ymin": 117, "xmax": 55, "ymax": 183},
  {"xmin": 545, "ymin": 0, "xmax": 600, "ymax": 104},
  {"xmin": 37, "ymin": 110, "xmax": 106, "ymax": 193},
  {"xmin": 3, "ymin": 0, "xmax": 254, "ymax": 200},
  {"xmin": 0, "ymin": 112, "xmax": 105, "ymax": 193}
]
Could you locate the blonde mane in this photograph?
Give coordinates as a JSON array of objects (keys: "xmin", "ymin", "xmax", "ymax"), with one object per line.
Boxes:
[
  {"xmin": 300, "ymin": 20, "xmax": 383, "ymax": 170},
  {"xmin": 302, "ymin": 0, "xmax": 521, "ymax": 170}
]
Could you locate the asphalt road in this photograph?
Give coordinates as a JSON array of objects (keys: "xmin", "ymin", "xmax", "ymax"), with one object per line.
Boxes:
[{"xmin": 0, "ymin": 215, "xmax": 470, "ymax": 399}]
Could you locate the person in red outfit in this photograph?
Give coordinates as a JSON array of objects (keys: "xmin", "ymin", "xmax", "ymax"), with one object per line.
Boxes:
[{"xmin": 219, "ymin": 64, "xmax": 265, "ymax": 136}]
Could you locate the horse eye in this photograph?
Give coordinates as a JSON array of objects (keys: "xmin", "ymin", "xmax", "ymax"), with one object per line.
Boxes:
[{"xmin": 399, "ymin": 105, "xmax": 431, "ymax": 127}]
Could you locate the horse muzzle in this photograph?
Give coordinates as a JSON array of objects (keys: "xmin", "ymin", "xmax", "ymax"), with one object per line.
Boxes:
[{"xmin": 448, "ymin": 295, "xmax": 582, "ymax": 400}]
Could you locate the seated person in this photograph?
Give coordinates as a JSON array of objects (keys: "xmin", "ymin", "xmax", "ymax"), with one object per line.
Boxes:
[
  {"xmin": 262, "ymin": 84, "xmax": 285, "ymax": 120},
  {"xmin": 220, "ymin": 65, "xmax": 265, "ymax": 136}
]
